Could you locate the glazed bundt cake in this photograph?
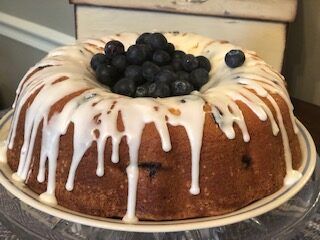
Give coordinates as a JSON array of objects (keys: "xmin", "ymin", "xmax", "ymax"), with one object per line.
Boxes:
[{"xmin": 6, "ymin": 32, "xmax": 302, "ymax": 222}]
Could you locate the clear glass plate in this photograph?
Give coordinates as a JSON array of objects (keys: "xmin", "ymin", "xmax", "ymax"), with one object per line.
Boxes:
[
  {"xmin": 0, "ymin": 158, "xmax": 318, "ymax": 240},
  {"xmin": 0, "ymin": 111, "xmax": 319, "ymax": 240}
]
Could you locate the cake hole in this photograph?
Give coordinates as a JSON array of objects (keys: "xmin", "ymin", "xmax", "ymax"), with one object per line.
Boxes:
[
  {"xmin": 192, "ymin": 42, "xmax": 199, "ymax": 49},
  {"xmin": 214, "ymin": 107, "xmax": 224, "ymax": 116},
  {"xmin": 170, "ymin": 31, "xmax": 180, "ymax": 35},
  {"xmin": 180, "ymin": 99, "xmax": 186, "ymax": 103},
  {"xmin": 93, "ymin": 129, "xmax": 100, "ymax": 138},
  {"xmin": 241, "ymin": 155, "xmax": 252, "ymax": 169},
  {"xmin": 25, "ymin": 65, "xmax": 54, "ymax": 81},
  {"xmin": 154, "ymin": 106, "xmax": 159, "ymax": 111},
  {"xmin": 93, "ymin": 113, "xmax": 102, "ymax": 124},
  {"xmin": 117, "ymin": 111, "xmax": 125, "ymax": 132},
  {"xmin": 138, "ymin": 162, "xmax": 162, "ymax": 177},
  {"xmin": 85, "ymin": 43, "xmax": 104, "ymax": 53},
  {"xmin": 83, "ymin": 46, "xmax": 95, "ymax": 54},
  {"xmin": 92, "ymin": 100, "xmax": 102, "ymax": 107},
  {"xmin": 110, "ymin": 101, "xmax": 117, "ymax": 110},
  {"xmin": 272, "ymin": 80, "xmax": 279, "ymax": 85},
  {"xmin": 52, "ymin": 76, "xmax": 69, "ymax": 85},
  {"xmin": 91, "ymin": 33, "xmax": 211, "ymax": 98},
  {"xmin": 251, "ymin": 56, "xmax": 260, "ymax": 61},
  {"xmin": 203, "ymin": 104, "xmax": 212, "ymax": 113}
]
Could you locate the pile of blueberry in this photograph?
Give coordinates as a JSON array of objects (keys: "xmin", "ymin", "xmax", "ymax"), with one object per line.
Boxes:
[{"xmin": 90, "ymin": 32, "xmax": 212, "ymax": 98}]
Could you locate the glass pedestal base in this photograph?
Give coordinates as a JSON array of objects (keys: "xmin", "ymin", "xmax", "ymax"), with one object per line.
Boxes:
[{"xmin": 0, "ymin": 157, "xmax": 318, "ymax": 240}]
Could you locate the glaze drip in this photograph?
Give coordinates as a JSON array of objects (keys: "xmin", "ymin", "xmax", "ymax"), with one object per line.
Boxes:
[
  {"xmin": 0, "ymin": 141, "xmax": 7, "ymax": 163},
  {"xmin": 7, "ymin": 32, "xmax": 301, "ymax": 222}
]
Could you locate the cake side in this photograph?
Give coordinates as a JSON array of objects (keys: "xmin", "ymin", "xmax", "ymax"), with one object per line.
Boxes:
[{"xmin": 7, "ymin": 91, "xmax": 301, "ymax": 220}]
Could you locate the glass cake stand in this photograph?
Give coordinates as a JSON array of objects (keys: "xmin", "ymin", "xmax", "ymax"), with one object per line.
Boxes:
[{"xmin": 0, "ymin": 156, "xmax": 317, "ymax": 240}]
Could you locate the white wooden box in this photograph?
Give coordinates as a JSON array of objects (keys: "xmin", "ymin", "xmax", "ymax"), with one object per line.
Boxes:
[{"xmin": 70, "ymin": 0, "xmax": 297, "ymax": 71}]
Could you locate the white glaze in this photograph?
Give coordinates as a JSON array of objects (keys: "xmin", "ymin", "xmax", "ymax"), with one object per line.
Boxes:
[
  {"xmin": 0, "ymin": 141, "xmax": 7, "ymax": 163},
  {"xmin": 7, "ymin": 32, "xmax": 301, "ymax": 222}
]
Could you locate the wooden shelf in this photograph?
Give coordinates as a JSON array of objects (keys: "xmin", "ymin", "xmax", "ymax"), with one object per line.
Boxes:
[
  {"xmin": 70, "ymin": 0, "xmax": 298, "ymax": 71},
  {"xmin": 70, "ymin": 0, "xmax": 297, "ymax": 22}
]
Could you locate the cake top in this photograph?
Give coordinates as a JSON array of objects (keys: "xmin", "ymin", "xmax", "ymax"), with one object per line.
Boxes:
[{"xmin": 7, "ymin": 32, "xmax": 302, "ymax": 223}]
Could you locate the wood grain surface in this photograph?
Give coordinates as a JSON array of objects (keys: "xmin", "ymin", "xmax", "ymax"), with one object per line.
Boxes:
[{"xmin": 70, "ymin": 0, "xmax": 298, "ymax": 22}]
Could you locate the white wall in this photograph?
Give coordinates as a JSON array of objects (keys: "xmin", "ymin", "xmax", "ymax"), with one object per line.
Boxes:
[
  {"xmin": 0, "ymin": 0, "xmax": 75, "ymax": 35},
  {"xmin": 0, "ymin": 35, "xmax": 46, "ymax": 109},
  {"xmin": 0, "ymin": 0, "xmax": 75, "ymax": 109}
]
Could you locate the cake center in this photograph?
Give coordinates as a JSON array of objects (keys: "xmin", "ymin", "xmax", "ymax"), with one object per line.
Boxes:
[{"xmin": 90, "ymin": 32, "xmax": 212, "ymax": 98}]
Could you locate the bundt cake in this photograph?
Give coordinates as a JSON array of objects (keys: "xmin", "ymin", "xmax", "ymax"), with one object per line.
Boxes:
[{"xmin": 5, "ymin": 32, "xmax": 303, "ymax": 222}]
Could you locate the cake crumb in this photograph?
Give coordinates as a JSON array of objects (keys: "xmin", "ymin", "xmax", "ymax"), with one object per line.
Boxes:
[{"xmin": 168, "ymin": 108, "xmax": 181, "ymax": 116}]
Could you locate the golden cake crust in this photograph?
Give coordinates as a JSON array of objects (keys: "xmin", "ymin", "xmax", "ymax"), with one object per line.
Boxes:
[{"xmin": 7, "ymin": 92, "xmax": 301, "ymax": 220}]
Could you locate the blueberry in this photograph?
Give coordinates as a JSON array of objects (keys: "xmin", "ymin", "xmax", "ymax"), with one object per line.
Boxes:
[
  {"xmin": 172, "ymin": 50, "xmax": 186, "ymax": 60},
  {"xmin": 154, "ymin": 70, "xmax": 177, "ymax": 84},
  {"xmin": 138, "ymin": 162, "xmax": 162, "ymax": 177},
  {"xmin": 149, "ymin": 33, "xmax": 168, "ymax": 50},
  {"xmin": 161, "ymin": 65, "xmax": 174, "ymax": 72},
  {"xmin": 196, "ymin": 56, "xmax": 211, "ymax": 72},
  {"xmin": 126, "ymin": 45, "xmax": 147, "ymax": 65},
  {"xmin": 136, "ymin": 32, "xmax": 152, "ymax": 44},
  {"xmin": 189, "ymin": 68, "xmax": 209, "ymax": 90},
  {"xmin": 182, "ymin": 54, "xmax": 199, "ymax": 72},
  {"xmin": 104, "ymin": 40, "xmax": 125, "ymax": 59},
  {"xmin": 139, "ymin": 44, "xmax": 153, "ymax": 60},
  {"xmin": 90, "ymin": 53, "xmax": 109, "ymax": 71},
  {"xmin": 176, "ymin": 71, "xmax": 190, "ymax": 81},
  {"xmin": 171, "ymin": 58, "xmax": 183, "ymax": 71},
  {"xmin": 112, "ymin": 77, "xmax": 136, "ymax": 97},
  {"xmin": 148, "ymin": 82, "xmax": 171, "ymax": 98},
  {"xmin": 152, "ymin": 50, "xmax": 171, "ymax": 65},
  {"xmin": 225, "ymin": 49, "xmax": 245, "ymax": 68},
  {"xmin": 124, "ymin": 65, "xmax": 144, "ymax": 84},
  {"xmin": 111, "ymin": 54, "xmax": 127, "ymax": 72},
  {"xmin": 166, "ymin": 43, "xmax": 175, "ymax": 55},
  {"xmin": 171, "ymin": 79, "xmax": 194, "ymax": 96},
  {"xmin": 142, "ymin": 61, "xmax": 160, "ymax": 82},
  {"xmin": 135, "ymin": 83, "xmax": 150, "ymax": 97},
  {"xmin": 96, "ymin": 64, "xmax": 118, "ymax": 87}
]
